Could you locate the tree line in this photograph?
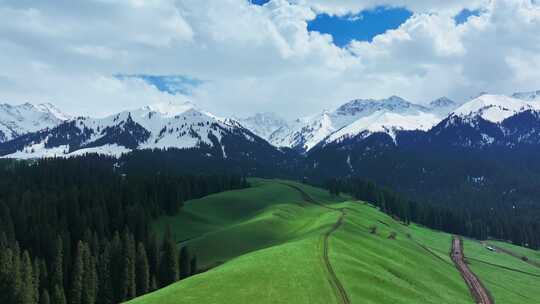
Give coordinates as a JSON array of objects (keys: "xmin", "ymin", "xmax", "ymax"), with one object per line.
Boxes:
[
  {"xmin": 0, "ymin": 156, "xmax": 249, "ymax": 304},
  {"xmin": 326, "ymin": 177, "xmax": 540, "ymax": 249}
]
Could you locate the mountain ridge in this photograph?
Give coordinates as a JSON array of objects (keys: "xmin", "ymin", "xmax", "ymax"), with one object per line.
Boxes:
[{"xmin": 1, "ymin": 90, "xmax": 540, "ymax": 158}]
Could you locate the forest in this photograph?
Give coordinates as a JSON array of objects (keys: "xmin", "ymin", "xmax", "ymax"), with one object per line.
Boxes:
[
  {"xmin": 0, "ymin": 156, "xmax": 248, "ymax": 304},
  {"xmin": 326, "ymin": 177, "xmax": 540, "ymax": 250}
]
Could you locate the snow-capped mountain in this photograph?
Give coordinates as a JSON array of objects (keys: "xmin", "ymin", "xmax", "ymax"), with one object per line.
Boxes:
[
  {"xmin": 0, "ymin": 102, "xmax": 70, "ymax": 142},
  {"xmin": 3, "ymin": 90, "xmax": 540, "ymax": 160},
  {"xmin": 306, "ymin": 93, "xmax": 540, "ymax": 184},
  {"xmin": 273, "ymin": 96, "xmax": 441, "ymax": 151},
  {"xmin": 512, "ymin": 90, "xmax": 540, "ymax": 102},
  {"xmin": 428, "ymin": 97, "xmax": 462, "ymax": 116},
  {"xmin": 427, "ymin": 94, "xmax": 540, "ymax": 147},
  {"xmin": 0, "ymin": 101, "xmax": 277, "ymax": 159},
  {"xmin": 451, "ymin": 94, "xmax": 537, "ymax": 123},
  {"xmin": 237, "ymin": 112, "xmax": 289, "ymax": 144}
]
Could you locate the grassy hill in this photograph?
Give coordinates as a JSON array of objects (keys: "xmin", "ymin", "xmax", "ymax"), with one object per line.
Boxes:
[{"xmin": 128, "ymin": 179, "xmax": 540, "ymax": 304}]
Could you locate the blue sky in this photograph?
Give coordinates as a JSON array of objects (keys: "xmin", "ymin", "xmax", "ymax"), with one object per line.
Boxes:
[
  {"xmin": 307, "ymin": 7, "xmax": 413, "ymax": 47},
  {"xmin": 250, "ymin": 0, "xmax": 271, "ymax": 5},
  {"xmin": 115, "ymin": 74, "xmax": 202, "ymax": 95},
  {"xmin": 251, "ymin": 2, "xmax": 414, "ymax": 47},
  {"xmin": 454, "ymin": 9, "xmax": 481, "ymax": 25}
]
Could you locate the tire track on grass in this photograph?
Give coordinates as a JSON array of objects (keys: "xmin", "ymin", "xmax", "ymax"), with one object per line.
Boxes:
[
  {"xmin": 280, "ymin": 183, "xmax": 351, "ymax": 304},
  {"xmin": 451, "ymin": 237, "xmax": 494, "ymax": 304}
]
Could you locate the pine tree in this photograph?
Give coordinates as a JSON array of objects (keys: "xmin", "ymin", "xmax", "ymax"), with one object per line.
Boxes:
[
  {"xmin": 39, "ymin": 289, "xmax": 50, "ymax": 304},
  {"xmin": 121, "ymin": 230, "xmax": 136, "ymax": 301},
  {"xmin": 150, "ymin": 275, "xmax": 158, "ymax": 292},
  {"xmin": 70, "ymin": 241, "xmax": 85, "ymax": 304},
  {"xmin": 159, "ymin": 227, "xmax": 178, "ymax": 286},
  {"xmin": 39, "ymin": 260, "xmax": 48, "ymax": 295},
  {"xmin": 0, "ymin": 248, "xmax": 14, "ymax": 303},
  {"xmin": 97, "ymin": 240, "xmax": 113, "ymax": 304},
  {"xmin": 33, "ymin": 258, "xmax": 40, "ymax": 304},
  {"xmin": 20, "ymin": 250, "xmax": 36, "ymax": 304},
  {"xmin": 82, "ymin": 243, "xmax": 97, "ymax": 304},
  {"xmin": 12, "ymin": 244, "xmax": 22, "ymax": 304},
  {"xmin": 190, "ymin": 256, "xmax": 198, "ymax": 276},
  {"xmin": 136, "ymin": 242, "xmax": 150, "ymax": 296},
  {"xmin": 110, "ymin": 232, "xmax": 124, "ymax": 303},
  {"xmin": 146, "ymin": 233, "xmax": 160, "ymax": 280},
  {"xmin": 179, "ymin": 246, "xmax": 190, "ymax": 279},
  {"xmin": 52, "ymin": 285, "xmax": 66, "ymax": 304},
  {"xmin": 51, "ymin": 237, "xmax": 63, "ymax": 290}
]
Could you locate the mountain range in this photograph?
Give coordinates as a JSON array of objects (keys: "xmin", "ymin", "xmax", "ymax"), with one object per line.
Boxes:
[
  {"xmin": 0, "ymin": 90, "xmax": 539, "ymax": 161},
  {"xmin": 0, "ymin": 102, "xmax": 70, "ymax": 142}
]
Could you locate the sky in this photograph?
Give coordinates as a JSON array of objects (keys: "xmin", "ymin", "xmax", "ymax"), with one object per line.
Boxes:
[{"xmin": 0, "ymin": 0, "xmax": 540, "ymax": 119}]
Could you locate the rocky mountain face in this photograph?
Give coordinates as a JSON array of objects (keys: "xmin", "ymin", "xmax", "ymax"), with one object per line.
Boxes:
[
  {"xmin": 0, "ymin": 102, "xmax": 70, "ymax": 142},
  {"xmin": 2, "ymin": 90, "xmax": 540, "ymax": 164},
  {"xmin": 0, "ymin": 101, "xmax": 283, "ymax": 164}
]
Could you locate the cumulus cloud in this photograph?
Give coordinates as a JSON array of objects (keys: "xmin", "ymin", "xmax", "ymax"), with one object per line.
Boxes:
[{"xmin": 0, "ymin": 0, "xmax": 539, "ymax": 119}]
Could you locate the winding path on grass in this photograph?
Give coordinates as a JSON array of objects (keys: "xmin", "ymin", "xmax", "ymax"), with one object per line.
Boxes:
[
  {"xmin": 280, "ymin": 183, "xmax": 351, "ymax": 304},
  {"xmin": 451, "ymin": 237, "xmax": 494, "ymax": 304}
]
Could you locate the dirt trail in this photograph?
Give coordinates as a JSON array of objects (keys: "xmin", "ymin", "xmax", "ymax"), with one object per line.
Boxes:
[
  {"xmin": 486, "ymin": 243, "xmax": 540, "ymax": 269},
  {"xmin": 451, "ymin": 237, "xmax": 494, "ymax": 304},
  {"xmin": 280, "ymin": 183, "xmax": 351, "ymax": 304}
]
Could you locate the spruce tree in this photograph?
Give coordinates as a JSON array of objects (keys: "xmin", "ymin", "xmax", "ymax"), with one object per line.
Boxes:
[
  {"xmin": 52, "ymin": 285, "xmax": 66, "ymax": 304},
  {"xmin": 190, "ymin": 256, "xmax": 198, "ymax": 276},
  {"xmin": 97, "ymin": 240, "xmax": 113, "ymax": 304},
  {"xmin": 121, "ymin": 230, "xmax": 136, "ymax": 301},
  {"xmin": 82, "ymin": 243, "xmax": 97, "ymax": 304},
  {"xmin": 33, "ymin": 258, "xmax": 40, "ymax": 304},
  {"xmin": 12, "ymin": 244, "xmax": 22, "ymax": 304},
  {"xmin": 0, "ymin": 248, "xmax": 14, "ymax": 303},
  {"xmin": 159, "ymin": 227, "xmax": 178, "ymax": 286},
  {"xmin": 20, "ymin": 250, "xmax": 36, "ymax": 304},
  {"xmin": 136, "ymin": 242, "xmax": 150, "ymax": 296},
  {"xmin": 40, "ymin": 289, "xmax": 50, "ymax": 304},
  {"xmin": 150, "ymin": 275, "xmax": 158, "ymax": 292},
  {"xmin": 179, "ymin": 246, "xmax": 191, "ymax": 279},
  {"xmin": 70, "ymin": 241, "xmax": 85, "ymax": 304},
  {"xmin": 146, "ymin": 233, "xmax": 160, "ymax": 279},
  {"xmin": 51, "ymin": 237, "xmax": 63, "ymax": 290}
]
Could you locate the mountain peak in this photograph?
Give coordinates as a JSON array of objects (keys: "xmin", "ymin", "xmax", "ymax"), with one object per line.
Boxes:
[
  {"xmin": 144, "ymin": 100, "xmax": 196, "ymax": 117},
  {"xmin": 237, "ymin": 112, "xmax": 288, "ymax": 141},
  {"xmin": 430, "ymin": 97, "xmax": 456, "ymax": 108},
  {"xmin": 0, "ymin": 102, "xmax": 70, "ymax": 142},
  {"xmin": 452, "ymin": 94, "xmax": 537, "ymax": 123}
]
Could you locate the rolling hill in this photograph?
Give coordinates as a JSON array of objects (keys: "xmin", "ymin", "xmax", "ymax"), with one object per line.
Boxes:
[{"xmin": 127, "ymin": 179, "xmax": 540, "ymax": 304}]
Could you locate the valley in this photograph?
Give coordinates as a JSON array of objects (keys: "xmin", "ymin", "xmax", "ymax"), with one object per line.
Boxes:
[
  {"xmin": 3, "ymin": 2, "xmax": 540, "ymax": 303},
  {"xmin": 127, "ymin": 179, "xmax": 540, "ymax": 304}
]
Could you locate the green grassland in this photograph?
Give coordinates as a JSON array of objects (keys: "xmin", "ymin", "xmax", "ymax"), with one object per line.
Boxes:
[
  {"xmin": 488, "ymin": 240, "xmax": 540, "ymax": 265},
  {"xmin": 128, "ymin": 179, "xmax": 540, "ymax": 304},
  {"xmin": 462, "ymin": 239, "xmax": 540, "ymax": 304}
]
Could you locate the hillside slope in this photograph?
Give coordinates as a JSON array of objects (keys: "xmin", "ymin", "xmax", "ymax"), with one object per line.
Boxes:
[{"xmin": 124, "ymin": 180, "xmax": 537, "ymax": 304}]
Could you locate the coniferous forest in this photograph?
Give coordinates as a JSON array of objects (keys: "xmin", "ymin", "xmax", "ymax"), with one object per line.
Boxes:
[
  {"xmin": 326, "ymin": 177, "xmax": 540, "ymax": 250},
  {"xmin": 0, "ymin": 156, "xmax": 248, "ymax": 304}
]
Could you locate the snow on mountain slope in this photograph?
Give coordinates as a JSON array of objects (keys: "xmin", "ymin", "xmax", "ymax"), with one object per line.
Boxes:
[
  {"xmin": 428, "ymin": 97, "xmax": 462, "ymax": 116},
  {"xmin": 0, "ymin": 101, "xmax": 258, "ymax": 158},
  {"xmin": 324, "ymin": 110, "xmax": 440, "ymax": 144},
  {"xmin": 5, "ymin": 143, "xmax": 131, "ymax": 159},
  {"xmin": 273, "ymin": 96, "xmax": 440, "ymax": 151},
  {"xmin": 0, "ymin": 102, "xmax": 70, "ymax": 142},
  {"xmin": 512, "ymin": 90, "xmax": 540, "ymax": 102},
  {"xmin": 451, "ymin": 94, "xmax": 538, "ymax": 123},
  {"xmin": 237, "ymin": 112, "xmax": 289, "ymax": 142}
]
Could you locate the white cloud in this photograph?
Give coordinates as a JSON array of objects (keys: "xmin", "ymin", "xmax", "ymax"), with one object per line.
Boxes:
[
  {"xmin": 291, "ymin": 0, "xmax": 488, "ymax": 16},
  {"xmin": 0, "ymin": 0, "xmax": 539, "ymax": 119}
]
